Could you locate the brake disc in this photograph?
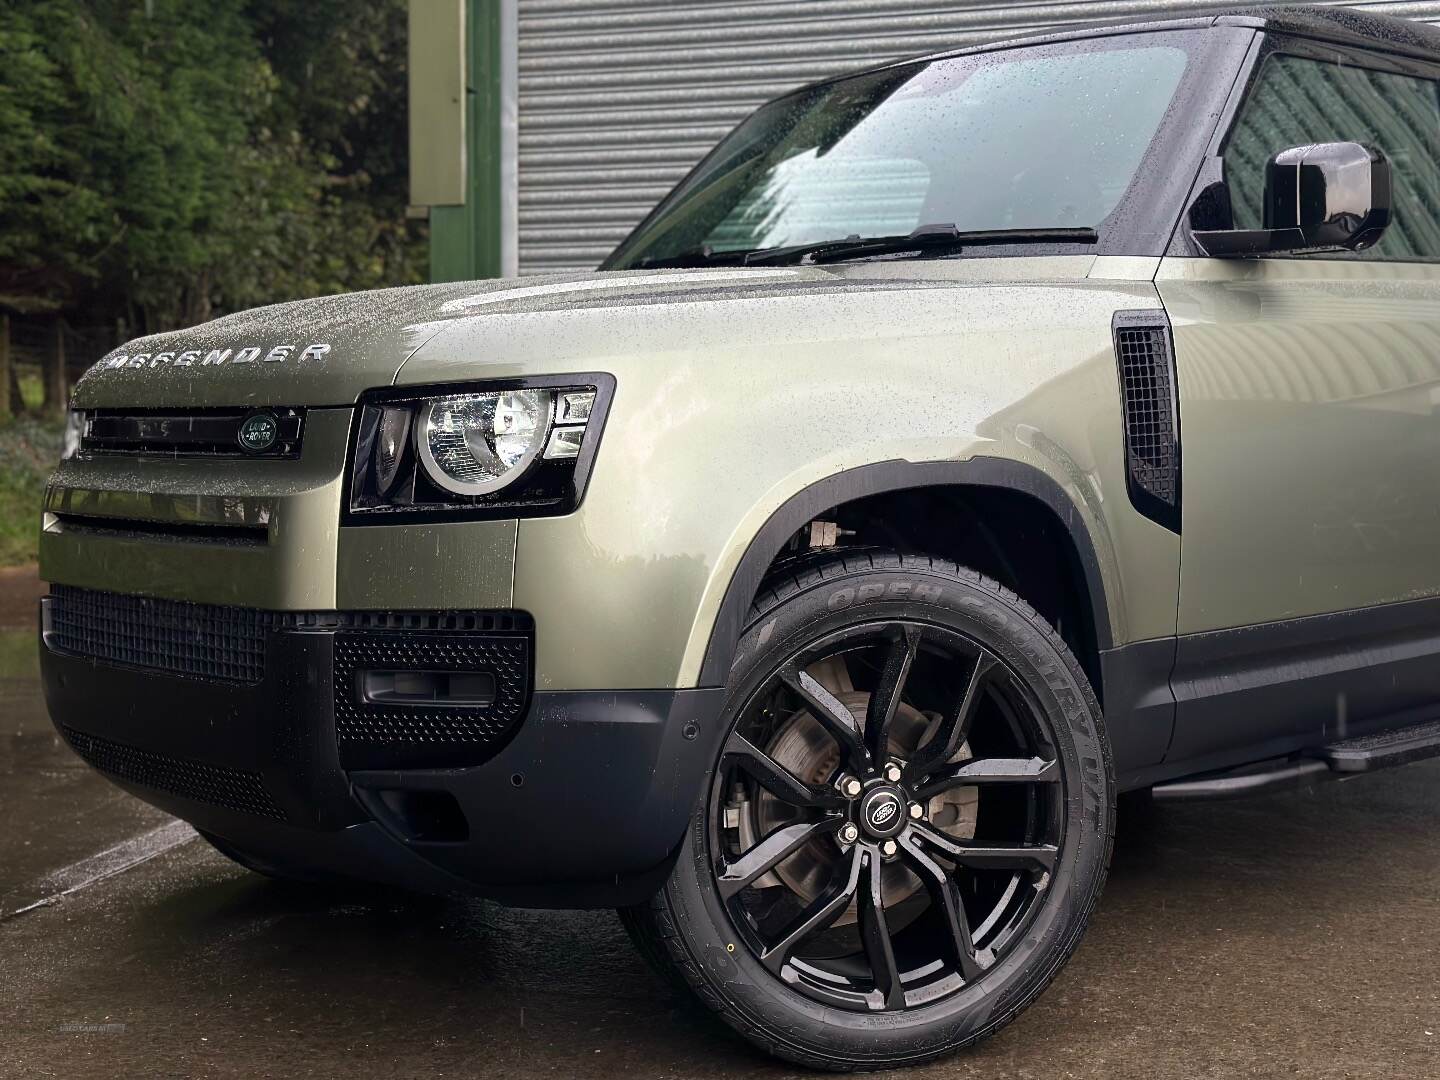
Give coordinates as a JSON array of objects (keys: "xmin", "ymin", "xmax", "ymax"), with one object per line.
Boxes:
[{"xmin": 740, "ymin": 685, "xmax": 979, "ymax": 924}]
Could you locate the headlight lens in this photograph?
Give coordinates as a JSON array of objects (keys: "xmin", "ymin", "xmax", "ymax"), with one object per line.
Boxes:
[
  {"xmin": 374, "ymin": 407, "xmax": 411, "ymax": 495},
  {"xmin": 347, "ymin": 376, "xmax": 612, "ymax": 522},
  {"xmin": 62, "ymin": 409, "xmax": 87, "ymax": 460},
  {"xmin": 418, "ymin": 390, "xmax": 552, "ymax": 495}
]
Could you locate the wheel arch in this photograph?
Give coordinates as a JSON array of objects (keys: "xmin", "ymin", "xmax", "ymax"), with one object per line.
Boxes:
[{"xmin": 697, "ymin": 458, "xmax": 1114, "ymax": 690}]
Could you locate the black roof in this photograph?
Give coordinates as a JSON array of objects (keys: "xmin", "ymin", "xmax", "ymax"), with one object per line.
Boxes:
[
  {"xmin": 1214, "ymin": 5, "xmax": 1440, "ymax": 54},
  {"xmin": 780, "ymin": 5, "xmax": 1440, "ymax": 111},
  {"xmin": 914, "ymin": 4, "xmax": 1440, "ymax": 65}
]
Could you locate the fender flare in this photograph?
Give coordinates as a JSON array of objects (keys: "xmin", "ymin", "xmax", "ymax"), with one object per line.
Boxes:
[{"xmin": 697, "ymin": 457, "xmax": 1113, "ymax": 686}]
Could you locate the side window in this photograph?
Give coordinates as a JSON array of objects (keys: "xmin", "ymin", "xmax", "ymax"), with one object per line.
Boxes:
[{"xmin": 1224, "ymin": 53, "xmax": 1440, "ymax": 260}]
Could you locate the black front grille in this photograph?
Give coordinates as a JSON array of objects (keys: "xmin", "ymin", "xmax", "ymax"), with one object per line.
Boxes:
[
  {"xmin": 333, "ymin": 631, "xmax": 531, "ymax": 768},
  {"xmin": 80, "ymin": 407, "xmax": 304, "ymax": 458},
  {"xmin": 47, "ymin": 586, "xmax": 278, "ymax": 683},
  {"xmin": 62, "ymin": 726, "xmax": 286, "ymax": 820},
  {"xmin": 1113, "ymin": 312, "xmax": 1181, "ymax": 532}
]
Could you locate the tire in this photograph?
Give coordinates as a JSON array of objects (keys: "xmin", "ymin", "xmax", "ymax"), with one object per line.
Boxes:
[{"xmin": 622, "ymin": 552, "xmax": 1114, "ymax": 1071}]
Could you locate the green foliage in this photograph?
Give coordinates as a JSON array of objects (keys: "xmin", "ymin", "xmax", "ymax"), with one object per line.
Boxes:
[
  {"xmin": 0, "ymin": 416, "xmax": 62, "ymax": 567},
  {"xmin": 0, "ymin": 0, "xmax": 423, "ymax": 334}
]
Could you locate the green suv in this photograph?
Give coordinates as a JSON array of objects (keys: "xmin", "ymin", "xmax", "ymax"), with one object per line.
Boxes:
[{"xmin": 39, "ymin": 6, "xmax": 1440, "ymax": 1070}]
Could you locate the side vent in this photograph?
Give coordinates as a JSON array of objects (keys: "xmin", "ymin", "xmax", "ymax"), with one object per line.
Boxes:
[{"xmin": 1112, "ymin": 311, "xmax": 1181, "ymax": 533}]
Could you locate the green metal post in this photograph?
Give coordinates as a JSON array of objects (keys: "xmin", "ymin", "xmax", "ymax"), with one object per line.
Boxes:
[{"xmin": 429, "ymin": 0, "xmax": 504, "ymax": 283}]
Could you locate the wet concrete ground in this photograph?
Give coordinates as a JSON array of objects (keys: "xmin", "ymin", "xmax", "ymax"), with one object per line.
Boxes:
[{"xmin": 3, "ymin": 565, "xmax": 1438, "ymax": 1079}]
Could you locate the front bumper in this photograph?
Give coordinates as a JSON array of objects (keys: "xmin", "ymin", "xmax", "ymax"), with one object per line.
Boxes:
[{"xmin": 40, "ymin": 590, "xmax": 726, "ymax": 907}]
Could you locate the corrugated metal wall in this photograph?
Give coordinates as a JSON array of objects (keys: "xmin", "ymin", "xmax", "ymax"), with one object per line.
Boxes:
[{"xmin": 516, "ymin": 1, "xmax": 1440, "ymax": 275}]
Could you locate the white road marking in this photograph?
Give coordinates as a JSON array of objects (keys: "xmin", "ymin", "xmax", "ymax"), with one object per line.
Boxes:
[{"xmin": 3, "ymin": 820, "xmax": 196, "ymax": 921}]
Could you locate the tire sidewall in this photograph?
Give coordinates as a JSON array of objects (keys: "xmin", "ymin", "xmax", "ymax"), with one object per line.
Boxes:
[{"xmin": 664, "ymin": 560, "xmax": 1113, "ymax": 1067}]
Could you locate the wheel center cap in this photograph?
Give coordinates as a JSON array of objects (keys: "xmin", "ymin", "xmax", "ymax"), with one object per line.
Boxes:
[{"xmin": 858, "ymin": 786, "xmax": 907, "ymax": 838}]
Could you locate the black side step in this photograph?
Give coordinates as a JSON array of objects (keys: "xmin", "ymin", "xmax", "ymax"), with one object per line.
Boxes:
[
  {"xmin": 1153, "ymin": 759, "xmax": 1330, "ymax": 802},
  {"xmin": 1155, "ymin": 718, "xmax": 1440, "ymax": 802},
  {"xmin": 1310, "ymin": 718, "xmax": 1440, "ymax": 773}
]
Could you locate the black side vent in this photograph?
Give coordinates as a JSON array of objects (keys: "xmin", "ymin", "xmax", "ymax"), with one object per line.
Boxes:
[{"xmin": 1112, "ymin": 311, "xmax": 1181, "ymax": 533}]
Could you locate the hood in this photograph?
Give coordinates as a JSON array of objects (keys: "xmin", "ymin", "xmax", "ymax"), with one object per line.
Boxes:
[{"xmin": 71, "ymin": 259, "xmax": 1102, "ymax": 409}]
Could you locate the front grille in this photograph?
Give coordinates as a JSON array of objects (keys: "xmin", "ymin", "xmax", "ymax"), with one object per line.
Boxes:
[
  {"xmin": 62, "ymin": 726, "xmax": 286, "ymax": 820},
  {"xmin": 45, "ymin": 586, "xmax": 535, "ymax": 686},
  {"xmin": 1113, "ymin": 312, "xmax": 1181, "ymax": 532},
  {"xmin": 47, "ymin": 586, "xmax": 277, "ymax": 683},
  {"xmin": 333, "ymin": 631, "xmax": 531, "ymax": 767},
  {"xmin": 80, "ymin": 407, "xmax": 304, "ymax": 458}
]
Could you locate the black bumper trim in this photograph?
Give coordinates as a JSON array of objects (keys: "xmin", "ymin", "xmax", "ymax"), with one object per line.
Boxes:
[{"xmin": 42, "ymin": 607, "xmax": 729, "ymax": 906}]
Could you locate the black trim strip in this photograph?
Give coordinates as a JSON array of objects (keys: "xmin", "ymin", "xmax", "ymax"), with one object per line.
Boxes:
[{"xmin": 50, "ymin": 514, "xmax": 268, "ymax": 548}]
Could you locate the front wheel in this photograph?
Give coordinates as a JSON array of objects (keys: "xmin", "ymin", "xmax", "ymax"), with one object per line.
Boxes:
[{"xmin": 624, "ymin": 553, "xmax": 1113, "ymax": 1070}]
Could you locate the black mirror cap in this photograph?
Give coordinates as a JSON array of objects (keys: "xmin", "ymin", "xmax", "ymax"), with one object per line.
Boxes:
[{"xmin": 1193, "ymin": 141, "xmax": 1391, "ymax": 257}]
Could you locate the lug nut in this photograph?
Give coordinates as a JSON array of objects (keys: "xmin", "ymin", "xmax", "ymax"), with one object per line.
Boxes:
[
  {"xmin": 837, "ymin": 775, "xmax": 863, "ymax": 798},
  {"xmin": 884, "ymin": 762, "xmax": 903, "ymax": 784},
  {"xmin": 840, "ymin": 823, "xmax": 859, "ymax": 844},
  {"xmin": 908, "ymin": 802, "xmax": 924, "ymax": 820},
  {"xmin": 880, "ymin": 839, "xmax": 898, "ymax": 857}
]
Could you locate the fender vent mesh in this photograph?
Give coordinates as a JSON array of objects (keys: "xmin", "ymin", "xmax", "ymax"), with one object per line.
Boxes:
[{"xmin": 1113, "ymin": 313, "xmax": 1181, "ymax": 532}]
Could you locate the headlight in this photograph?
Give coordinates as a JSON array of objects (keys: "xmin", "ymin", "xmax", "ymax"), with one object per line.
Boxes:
[
  {"xmin": 61, "ymin": 409, "xmax": 88, "ymax": 460},
  {"xmin": 418, "ymin": 390, "xmax": 552, "ymax": 495},
  {"xmin": 347, "ymin": 375, "xmax": 612, "ymax": 522}
]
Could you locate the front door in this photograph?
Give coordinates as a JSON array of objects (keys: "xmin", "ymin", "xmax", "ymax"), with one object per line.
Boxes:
[{"xmin": 1158, "ymin": 42, "xmax": 1440, "ymax": 768}]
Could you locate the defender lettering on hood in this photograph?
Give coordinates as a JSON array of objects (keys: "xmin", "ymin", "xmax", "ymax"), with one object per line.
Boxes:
[{"xmin": 100, "ymin": 343, "xmax": 332, "ymax": 370}]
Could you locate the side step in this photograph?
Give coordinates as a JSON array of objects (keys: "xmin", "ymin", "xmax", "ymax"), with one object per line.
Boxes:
[
  {"xmin": 1155, "ymin": 718, "xmax": 1440, "ymax": 802},
  {"xmin": 1310, "ymin": 717, "xmax": 1440, "ymax": 773}
]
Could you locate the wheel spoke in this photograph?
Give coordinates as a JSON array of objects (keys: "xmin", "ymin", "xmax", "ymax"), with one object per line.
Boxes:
[
  {"xmin": 856, "ymin": 850, "xmax": 905, "ymax": 1011},
  {"xmin": 718, "ymin": 819, "xmax": 841, "ymax": 899},
  {"xmin": 758, "ymin": 845, "xmax": 864, "ymax": 973},
  {"xmin": 913, "ymin": 824, "xmax": 1059, "ymax": 873},
  {"xmin": 897, "ymin": 835, "xmax": 983, "ymax": 982},
  {"xmin": 865, "ymin": 625, "xmax": 921, "ymax": 759},
  {"xmin": 722, "ymin": 731, "xmax": 845, "ymax": 809},
  {"xmin": 782, "ymin": 666, "xmax": 871, "ymax": 770},
  {"xmin": 915, "ymin": 756, "xmax": 1060, "ymax": 799},
  {"xmin": 903, "ymin": 651, "xmax": 996, "ymax": 784}
]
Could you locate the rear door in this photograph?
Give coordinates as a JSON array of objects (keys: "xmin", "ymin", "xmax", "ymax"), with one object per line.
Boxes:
[{"xmin": 1156, "ymin": 39, "xmax": 1440, "ymax": 770}]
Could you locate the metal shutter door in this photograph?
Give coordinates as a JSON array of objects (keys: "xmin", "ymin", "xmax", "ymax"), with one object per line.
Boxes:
[{"xmin": 516, "ymin": 0, "xmax": 1440, "ymax": 275}]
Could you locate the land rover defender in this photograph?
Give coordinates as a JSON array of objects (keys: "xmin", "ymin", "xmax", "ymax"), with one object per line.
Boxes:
[{"xmin": 40, "ymin": 6, "xmax": 1440, "ymax": 1070}]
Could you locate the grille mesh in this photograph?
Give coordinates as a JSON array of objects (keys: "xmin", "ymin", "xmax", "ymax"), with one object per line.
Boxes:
[
  {"xmin": 62, "ymin": 726, "xmax": 286, "ymax": 820},
  {"xmin": 1115, "ymin": 320, "xmax": 1180, "ymax": 517},
  {"xmin": 48, "ymin": 585, "xmax": 277, "ymax": 683},
  {"xmin": 333, "ymin": 632, "xmax": 530, "ymax": 761}
]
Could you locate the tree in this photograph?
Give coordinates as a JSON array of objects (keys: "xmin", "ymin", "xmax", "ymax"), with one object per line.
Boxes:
[{"xmin": 0, "ymin": 0, "xmax": 423, "ymax": 337}]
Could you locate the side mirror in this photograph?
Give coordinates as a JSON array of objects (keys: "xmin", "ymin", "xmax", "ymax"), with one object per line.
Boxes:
[{"xmin": 1193, "ymin": 142, "xmax": 1391, "ymax": 257}]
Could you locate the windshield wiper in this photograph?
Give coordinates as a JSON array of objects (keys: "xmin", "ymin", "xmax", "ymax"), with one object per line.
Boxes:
[
  {"xmin": 628, "ymin": 225, "xmax": 1098, "ymax": 270},
  {"xmin": 741, "ymin": 224, "xmax": 1099, "ymax": 266},
  {"xmin": 631, "ymin": 246, "xmax": 753, "ymax": 269}
]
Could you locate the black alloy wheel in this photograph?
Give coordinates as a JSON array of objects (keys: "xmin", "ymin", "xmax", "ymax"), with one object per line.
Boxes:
[{"xmin": 622, "ymin": 553, "xmax": 1113, "ymax": 1071}]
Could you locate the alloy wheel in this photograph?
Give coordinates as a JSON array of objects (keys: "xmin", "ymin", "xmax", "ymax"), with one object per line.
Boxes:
[{"xmin": 708, "ymin": 619, "xmax": 1064, "ymax": 1013}]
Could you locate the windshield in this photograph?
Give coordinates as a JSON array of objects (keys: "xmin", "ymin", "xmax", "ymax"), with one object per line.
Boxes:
[{"xmin": 605, "ymin": 39, "xmax": 1191, "ymax": 269}]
